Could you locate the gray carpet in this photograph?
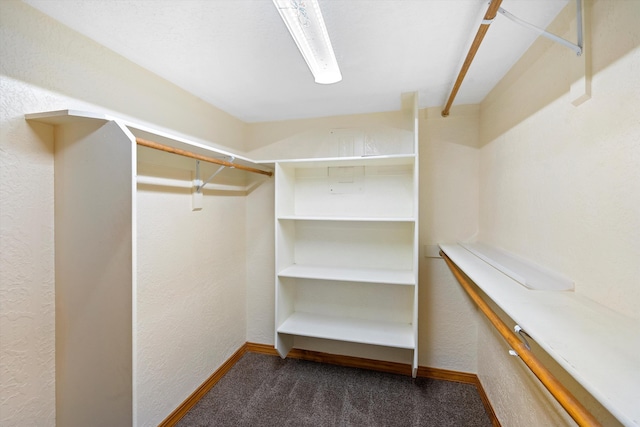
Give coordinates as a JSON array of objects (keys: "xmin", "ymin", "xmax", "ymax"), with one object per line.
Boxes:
[{"xmin": 177, "ymin": 352, "xmax": 492, "ymax": 427}]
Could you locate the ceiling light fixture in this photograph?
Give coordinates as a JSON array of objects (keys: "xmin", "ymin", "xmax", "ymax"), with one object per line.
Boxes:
[{"xmin": 272, "ymin": 0, "xmax": 342, "ymax": 84}]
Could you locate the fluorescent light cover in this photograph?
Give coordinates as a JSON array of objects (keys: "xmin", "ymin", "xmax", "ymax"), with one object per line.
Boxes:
[{"xmin": 273, "ymin": 0, "xmax": 342, "ymax": 84}]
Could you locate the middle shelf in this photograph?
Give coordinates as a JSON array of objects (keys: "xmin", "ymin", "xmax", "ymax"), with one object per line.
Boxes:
[{"xmin": 278, "ymin": 264, "xmax": 415, "ymax": 286}]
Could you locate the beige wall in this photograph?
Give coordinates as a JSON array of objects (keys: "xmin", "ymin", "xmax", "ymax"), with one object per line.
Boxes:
[
  {"xmin": 477, "ymin": 0, "xmax": 639, "ymax": 425},
  {"xmin": 0, "ymin": 1, "xmax": 249, "ymax": 425},
  {"xmin": 418, "ymin": 105, "xmax": 481, "ymax": 372}
]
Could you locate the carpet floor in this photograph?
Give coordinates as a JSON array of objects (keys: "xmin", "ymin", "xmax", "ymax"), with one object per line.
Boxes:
[{"xmin": 176, "ymin": 352, "xmax": 492, "ymax": 426}]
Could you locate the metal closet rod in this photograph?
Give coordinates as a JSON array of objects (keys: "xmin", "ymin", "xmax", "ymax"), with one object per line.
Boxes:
[
  {"xmin": 441, "ymin": 0, "xmax": 504, "ymax": 117},
  {"xmin": 136, "ymin": 138, "xmax": 273, "ymax": 177},
  {"xmin": 440, "ymin": 251, "xmax": 602, "ymax": 427}
]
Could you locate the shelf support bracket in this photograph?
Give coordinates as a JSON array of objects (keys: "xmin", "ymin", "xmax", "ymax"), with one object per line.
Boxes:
[
  {"xmin": 497, "ymin": 0, "xmax": 582, "ymax": 56},
  {"xmin": 498, "ymin": 0, "xmax": 590, "ymax": 106}
]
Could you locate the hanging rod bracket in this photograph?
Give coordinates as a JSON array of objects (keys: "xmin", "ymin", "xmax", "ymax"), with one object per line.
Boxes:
[
  {"xmin": 194, "ymin": 157, "xmax": 235, "ymax": 193},
  {"xmin": 514, "ymin": 324, "xmax": 532, "ymax": 351},
  {"xmin": 497, "ymin": 0, "xmax": 583, "ymax": 56}
]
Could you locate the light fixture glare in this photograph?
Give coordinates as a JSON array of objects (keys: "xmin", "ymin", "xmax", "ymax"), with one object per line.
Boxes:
[{"xmin": 273, "ymin": 0, "xmax": 342, "ymax": 84}]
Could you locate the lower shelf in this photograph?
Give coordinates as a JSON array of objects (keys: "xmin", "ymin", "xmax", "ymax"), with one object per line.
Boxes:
[{"xmin": 277, "ymin": 312, "xmax": 415, "ymax": 349}]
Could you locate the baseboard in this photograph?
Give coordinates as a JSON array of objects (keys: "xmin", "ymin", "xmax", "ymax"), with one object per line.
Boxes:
[
  {"xmin": 291, "ymin": 347, "xmax": 414, "ymax": 376},
  {"xmin": 245, "ymin": 342, "xmax": 279, "ymax": 355},
  {"xmin": 160, "ymin": 342, "xmax": 500, "ymax": 427},
  {"xmin": 158, "ymin": 343, "xmax": 248, "ymax": 427},
  {"xmin": 417, "ymin": 365, "xmax": 477, "ymax": 384},
  {"xmin": 474, "ymin": 376, "xmax": 501, "ymax": 427}
]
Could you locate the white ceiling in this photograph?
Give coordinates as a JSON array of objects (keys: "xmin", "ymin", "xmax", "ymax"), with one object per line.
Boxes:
[{"xmin": 22, "ymin": 0, "xmax": 569, "ymax": 122}]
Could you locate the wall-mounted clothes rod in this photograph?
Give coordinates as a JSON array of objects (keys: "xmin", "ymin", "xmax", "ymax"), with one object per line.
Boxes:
[
  {"xmin": 136, "ymin": 137, "xmax": 273, "ymax": 177},
  {"xmin": 441, "ymin": 0, "xmax": 503, "ymax": 117},
  {"xmin": 440, "ymin": 251, "xmax": 602, "ymax": 427}
]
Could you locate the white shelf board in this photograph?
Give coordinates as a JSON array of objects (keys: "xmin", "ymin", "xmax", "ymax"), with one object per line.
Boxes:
[
  {"xmin": 25, "ymin": 109, "xmax": 271, "ymax": 173},
  {"xmin": 277, "ymin": 215, "xmax": 415, "ymax": 222},
  {"xmin": 271, "ymin": 154, "xmax": 416, "ymax": 168},
  {"xmin": 25, "ymin": 109, "xmax": 111, "ymax": 124},
  {"xmin": 278, "ymin": 264, "xmax": 415, "ymax": 285},
  {"xmin": 460, "ymin": 242, "xmax": 574, "ymax": 291},
  {"xmin": 439, "ymin": 243, "xmax": 640, "ymax": 427},
  {"xmin": 277, "ymin": 312, "xmax": 415, "ymax": 349}
]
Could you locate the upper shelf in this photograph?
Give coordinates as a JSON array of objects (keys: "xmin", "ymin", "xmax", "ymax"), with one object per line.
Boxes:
[
  {"xmin": 439, "ymin": 243, "xmax": 640, "ymax": 427},
  {"xmin": 460, "ymin": 242, "xmax": 574, "ymax": 291},
  {"xmin": 25, "ymin": 109, "xmax": 271, "ymax": 173},
  {"xmin": 263, "ymin": 154, "xmax": 416, "ymax": 168}
]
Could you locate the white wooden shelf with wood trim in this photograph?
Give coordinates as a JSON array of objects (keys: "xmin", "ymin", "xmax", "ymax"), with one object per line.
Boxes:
[
  {"xmin": 277, "ymin": 312, "xmax": 416, "ymax": 350},
  {"xmin": 439, "ymin": 243, "xmax": 640, "ymax": 427}
]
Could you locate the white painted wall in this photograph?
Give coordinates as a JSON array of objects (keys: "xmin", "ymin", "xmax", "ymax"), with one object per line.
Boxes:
[
  {"xmin": 0, "ymin": 1, "xmax": 249, "ymax": 425},
  {"xmin": 477, "ymin": 0, "xmax": 639, "ymax": 425}
]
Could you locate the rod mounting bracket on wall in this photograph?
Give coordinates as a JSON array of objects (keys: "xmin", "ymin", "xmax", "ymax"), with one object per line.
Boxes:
[
  {"xmin": 514, "ymin": 324, "xmax": 532, "ymax": 350},
  {"xmin": 192, "ymin": 157, "xmax": 232, "ymax": 211},
  {"xmin": 194, "ymin": 157, "xmax": 234, "ymax": 194}
]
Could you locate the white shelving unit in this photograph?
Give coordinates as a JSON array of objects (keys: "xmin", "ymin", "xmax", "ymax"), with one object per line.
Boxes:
[
  {"xmin": 274, "ymin": 96, "xmax": 420, "ymax": 376},
  {"xmin": 25, "ymin": 109, "xmax": 270, "ymax": 426}
]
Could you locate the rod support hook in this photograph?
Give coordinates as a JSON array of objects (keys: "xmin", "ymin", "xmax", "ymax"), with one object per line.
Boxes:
[{"xmin": 514, "ymin": 324, "xmax": 532, "ymax": 351}]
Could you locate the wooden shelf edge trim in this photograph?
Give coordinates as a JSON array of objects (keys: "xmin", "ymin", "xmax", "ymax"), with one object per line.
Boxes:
[
  {"xmin": 160, "ymin": 342, "xmax": 500, "ymax": 427},
  {"xmin": 440, "ymin": 251, "xmax": 602, "ymax": 427}
]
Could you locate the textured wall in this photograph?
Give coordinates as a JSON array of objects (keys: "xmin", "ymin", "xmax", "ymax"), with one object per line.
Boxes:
[
  {"xmin": 0, "ymin": 1, "xmax": 248, "ymax": 425},
  {"xmin": 418, "ymin": 105, "xmax": 480, "ymax": 372},
  {"xmin": 0, "ymin": 79, "xmax": 56, "ymax": 426},
  {"xmin": 137, "ymin": 154, "xmax": 248, "ymax": 426},
  {"xmin": 245, "ymin": 177, "xmax": 276, "ymax": 345},
  {"xmin": 477, "ymin": 0, "xmax": 639, "ymax": 425},
  {"xmin": 479, "ymin": 0, "xmax": 640, "ymax": 320}
]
